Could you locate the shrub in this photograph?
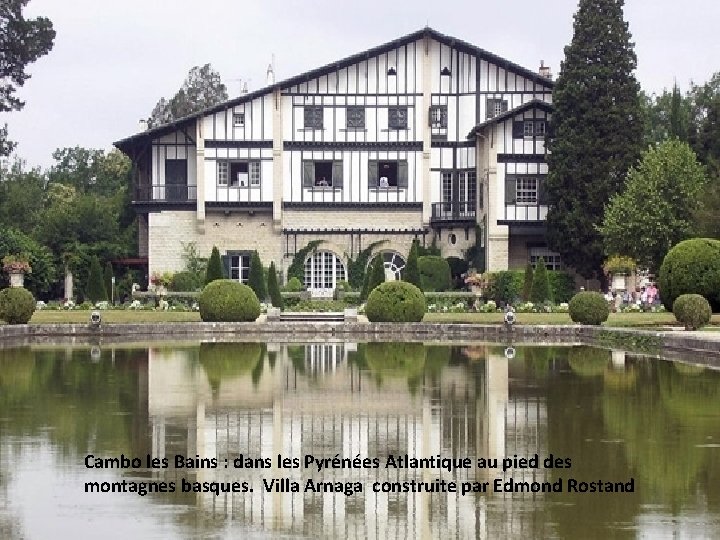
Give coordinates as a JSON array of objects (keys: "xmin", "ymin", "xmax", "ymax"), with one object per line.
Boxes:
[
  {"xmin": 359, "ymin": 267, "xmax": 371, "ymax": 302},
  {"xmin": 659, "ymin": 238, "xmax": 720, "ymax": 311},
  {"xmin": 171, "ymin": 270, "xmax": 202, "ymax": 292},
  {"xmin": 418, "ymin": 256, "xmax": 451, "ymax": 291},
  {"xmin": 673, "ymin": 294, "xmax": 712, "ymax": 330},
  {"xmin": 0, "ymin": 287, "xmax": 36, "ymax": 324},
  {"xmin": 205, "ymin": 246, "xmax": 225, "ymax": 285},
  {"xmin": 284, "ymin": 276, "xmax": 303, "ymax": 292},
  {"xmin": 367, "ymin": 255, "xmax": 386, "ymax": 295},
  {"xmin": 530, "ymin": 258, "xmax": 552, "ymax": 303},
  {"xmin": 85, "ymin": 257, "xmax": 107, "ymax": 302},
  {"xmin": 548, "ymin": 271, "xmax": 576, "ymax": 303},
  {"xmin": 445, "ymin": 256, "xmax": 468, "ymax": 278},
  {"xmin": 568, "ymin": 291, "xmax": 610, "ymax": 325},
  {"xmin": 489, "ymin": 271, "xmax": 522, "ymax": 305},
  {"xmin": 404, "ymin": 240, "xmax": 421, "ymax": 288},
  {"xmin": 365, "ymin": 281, "xmax": 426, "ymax": 322},
  {"xmin": 0, "ymin": 227, "xmax": 56, "ymax": 298},
  {"xmin": 247, "ymin": 251, "xmax": 267, "ymax": 301},
  {"xmin": 522, "ymin": 263, "xmax": 534, "ymax": 301},
  {"xmin": 267, "ymin": 261, "xmax": 283, "ymax": 309},
  {"xmin": 198, "ymin": 280, "xmax": 260, "ymax": 322}
]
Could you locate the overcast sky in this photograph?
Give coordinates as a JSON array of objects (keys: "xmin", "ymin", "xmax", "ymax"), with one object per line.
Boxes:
[{"xmin": 5, "ymin": 0, "xmax": 720, "ymax": 169}]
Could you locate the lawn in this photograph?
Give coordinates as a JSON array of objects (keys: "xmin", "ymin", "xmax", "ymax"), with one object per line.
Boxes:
[{"xmin": 28, "ymin": 310, "xmax": 201, "ymax": 324}]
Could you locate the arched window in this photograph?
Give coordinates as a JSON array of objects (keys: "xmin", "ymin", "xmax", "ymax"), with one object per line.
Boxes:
[
  {"xmin": 381, "ymin": 251, "xmax": 406, "ymax": 281},
  {"xmin": 304, "ymin": 250, "xmax": 347, "ymax": 295}
]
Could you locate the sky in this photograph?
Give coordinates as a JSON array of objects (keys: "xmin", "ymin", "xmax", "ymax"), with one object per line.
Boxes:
[{"xmin": 5, "ymin": 0, "xmax": 720, "ymax": 169}]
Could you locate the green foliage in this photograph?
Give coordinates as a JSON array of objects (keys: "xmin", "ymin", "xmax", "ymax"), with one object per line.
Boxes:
[
  {"xmin": 0, "ymin": 161, "xmax": 46, "ymax": 231},
  {"xmin": 568, "ymin": 346, "xmax": 611, "ymax": 377},
  {"xmin": 359, "ymin": 267, "xmax": 371, "ymax": 302},
  {"xmin": 205, "ymin": 246, "xmax": 225, "ymax": 285},
  {"xmin": 417, "ymin": 256, "xmax": 451, "ymax": 292},
  {"xmin": 595, "ymin": 331, "xmax": 663, "ymax": 355},
  {"xmin": 659, "ymin": 238, "xmax": 720, "ymax": 311},
  {"xmin": 568, "ymin": 291, "xmax": 610, "ymax": 325},
  {"xmin": 417, "ymin": 236, "xmax": 441, "ymax": 256},
  {"xmin": 247, "ymin": 251, "xmax": 267, "ymax": 301},
  {"xmin": 546, "ymin": 0, "xmax": 643, "ymax": 279},
  {"xmin": 530, "ymin": 258, "xmax": 552, "ymax": 303},
  {"xmin": 600, "ymin": 140, "xmax": 707, "ymax": 272},
  {"xmin": 522, "ymin": 263, "xmax": 534, "ymax": 301},
  {"xmin": 0, "ymin": 287, "xmax": 35, "ymax": 324},
  {"xmin": 346, "ymin": 240, "xmax": 386, "ymax": 288},
  {"xmin": 179, "ymin": 241, "xmax": 206, "ymax": 289},
  {"xmin": 85, "ymin": 257, "xmax": 107, "ymax": 302},
  {"xmin": 287, "ymin": 240, "xmax": 324, "ymax": 283},
  {"xmin": 547, "ymin": 271, "xmax": 577, "ymax": 303},
  {"xmin": 672, "ymin": 294, "xmax": 712, "ymax": 330},
  {"xmin": 366, "ymin": 254, "xmax": 386, "ymax": 295},
  {"xmin": 488, "ymin": 271, "xmax": 523, "ymax": 305},
  {"xmin": 198, "ymin": 280, "xmax": 260, "ymax": 322},
  {"xmin": 199, "ymin": 342, "xmax": 262, "ymax": 391},
  {"xmin": 0, "ymin": 227, "xmax": 55, "ymax": 298},
  {"xmin": 365, "ymin": 281, "xmax": 426, "ymax": 322},
  {"xmin": 335, "ymin": 280, "xmax": 352, "ymax": 292},
  {"xmin": 267, "ymin": 261, "xmax": 283, "ymax": 309},
  {"xmin": 170, "ymin": 271, "xmax": 202, "ymax": 292},
  {"xmin": 284, "ymin": 276, "xmax": 303, "ymax": 292},
  {"xmin": 465, "ymin": 224, "xmax": 486, "ymax": 272},
  {"xmin": 404, "ymin": 240, "xmax": 421, "ymax": 288},
  {"xmin": 103, "ymin": 262, "xmax": 113, "ymax": 302},
  {"xmin": 445, "ymin": 256, "xmax": 468, "ymax": 278}
]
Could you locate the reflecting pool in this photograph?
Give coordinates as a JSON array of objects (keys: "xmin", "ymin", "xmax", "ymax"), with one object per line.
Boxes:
[{"xmin": 1, "ymin": 342, "xmax": 719, "ymax": 539}]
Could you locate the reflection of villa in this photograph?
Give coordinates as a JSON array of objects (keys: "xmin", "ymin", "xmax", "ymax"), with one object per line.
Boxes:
[{"xmin": 144, "ymin": 343, "xmax": 550, "ymax": 538}]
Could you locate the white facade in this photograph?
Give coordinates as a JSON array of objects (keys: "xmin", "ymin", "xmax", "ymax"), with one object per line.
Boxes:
[{"xmin": 116, "ymin": 28, "xmax": 555, "ymax": 288}]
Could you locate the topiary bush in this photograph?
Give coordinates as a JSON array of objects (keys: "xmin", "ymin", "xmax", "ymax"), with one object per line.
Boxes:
[
  {"xmin": 171, "ymin": 270, "xmax": 202, "ymax": 292},
  {"xmin": 0, "ymin": 287, "xmax": 36, "ymax": 324},
  {"xmin": 659, "ymin": 238, "xmax": 720, "ymax": 312},
  {"xmin": 365, "ymin": 281, "xmax": 426, "ymax": 322},
  {"xmin": 198, "ymin": 280, "xmax": 260, "ymax": 322},
  {"xmin": 568, "ymin": 291, "xmax": 610, "ymax": 325},
  {"xmin": 672, "ymin": 294, "xmax": 712, "ymax": 330},
  {"xmin": 548, "ymin": 271, "xmax": 576, "ymax": 303},
  {"xmin": 530, "ymin": 258, "xmax": 552, "ymax": 303},
  {"xmin": 205, "ymin": 246, "xmax": 225, "ymax": 285},
  {"xmin": 417, "ymin": 255, "xmax": 451, "ymax": 291},
  {"xmin": 267, "ymin": 261, "xmax": 283, "ymax": 308},
  {"xmin": 284, "ymin": 276, "xmax": 303, "ymax": 292},
  {"xmin": 522, "ymin": 263, "xmax": 534, "ymax": 301}
]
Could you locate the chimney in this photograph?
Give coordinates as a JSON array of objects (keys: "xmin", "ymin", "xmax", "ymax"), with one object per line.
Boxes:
[
  {"xmin": 266, "ymin": 54, "xmax": 275, "ymax": 86},
  {"xmin": 241, "ymin": 81, "xmax": 248, "ymax": 95},
  {"xmin": 138, "ymin": 119, "xmax": 148, "ymax": 131},
  {"xmin": 539, "ymin": 60, "xmax": 552, "ymax": 80}
]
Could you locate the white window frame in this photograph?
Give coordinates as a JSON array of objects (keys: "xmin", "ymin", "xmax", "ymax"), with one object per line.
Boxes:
[
  {"xmin": 229, "ymin": 253, "xmax": 251, "ymax": 283},
  {"xmin": 523, "ymin": 120, "xmax": 546, "ymax": 138},
  {"xmin": 516, "ymin": 177, "xmax": 538, "ymax": 205},
  {"xmin": 217, "ymin": 160, "xmax": 261, "ymax": 188},
  {"xmin": 529, "ymin": 247, "xmax": 562, "ymax": 271},
  {"xmin": 233, "ymin": 113, "xmax": 245, "ymax": 127},
  {"xmin": 304, "ymin": 250, "xmax": 347, "ymax": 294}
]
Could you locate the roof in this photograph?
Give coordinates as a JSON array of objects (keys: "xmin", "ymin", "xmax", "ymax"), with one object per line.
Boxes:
[
  {"xmin": 115, "ymin": 27, "xmax": 554, "ymax": 152},
  {"xmin": 466, "ymin": 99, "xmax": 554, "ymax": 138}
]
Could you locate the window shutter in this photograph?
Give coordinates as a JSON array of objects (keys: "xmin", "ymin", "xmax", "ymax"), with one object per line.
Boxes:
[
  {"xmin": 368, "ymin": 160, "xmax": 378, "ymax": 187},
  {"xmin": 221, "ymin": 255, "xmax": 230, "ymax": 279},
  {"xmin": 302, "ymin": 161, "xmax": 314, "ymax": 188},
  {"xmin": 501, "ymin": 101, "xmax": 508, "ymax": 113},
  {"xmin": 538, "ymin": 177, "xmax": 548, "ymax": 205},
  {"xmin": 398, "ymin": 161, "xmax": 409, "ymax": 188},
  {"xmin": 333, "ymin": 161, "xmax": 343, "ymax": 188},
  {"xmin": 512, "ymin": 121, "xmax": 524, "ymax": 139},
  {"xmin": 505, "ymin": 177, "xmax": 516, "ymax": 204}
]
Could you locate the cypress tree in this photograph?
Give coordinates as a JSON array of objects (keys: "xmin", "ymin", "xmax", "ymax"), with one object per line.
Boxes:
[
  {"xmin": 669, "ymin": 82, "xmax": 686, "ymax": 141},
  {"xmin": 248, "ymin": 251, "xmax": 267, "ymax": 301},
  {"xmin": 530, "ymin": 258, "xmax": 552, "ymax": 303},
  {"xmin": 86, "ymin": 256, "xmax": 107, "ymax": 302},
  {"xmin": 546, "ymin": 0, "xmax": 643, "ymax": 281},
  {"xmin": 522, "ymin": 263, "xmax": 534, "ymax": 301},
  {"xmin": 360, "ymin": 266, "xmax": 371, "ymax": 302},
  {"xmin": 205, "ymin": 246, "xmax": 224, "ymax": 285},
  {"xmin": 367, "ymin": 255, "xmax": 386, "ymax": 295},
  {"xmin": 404, "ymin": 239, "xmax": 421, "ymax": 288},
  {"xmin": 267, "ymin": 261, "xmax": 283, "ymax": 309},
  {"xmin": 103, "ymin": 262, "xmax": 114, "ymax": 302}
]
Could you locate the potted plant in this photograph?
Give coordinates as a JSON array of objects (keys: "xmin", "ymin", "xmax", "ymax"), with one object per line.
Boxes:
[
  {"xmin": 603, "ymin": 255, "xmax": 637, "ymax": 291},
  {"xmin": 2, "ymin": 254, "xmax": 32, "ymax": 288},
  {"xmin": 464, "ymin": 272, "xmax": 491, "ymax": 294}
]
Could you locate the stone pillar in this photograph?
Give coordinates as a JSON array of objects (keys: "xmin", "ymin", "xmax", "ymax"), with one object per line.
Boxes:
[
  {"xmin": 272, "ymin": 89, "xmax": 284, "ymax": 226},
  {"xmin": 64, "ymin": 269, "xmax": 74, "ymax": 300},
  {"xmin": 8, "ymin": 271, "xmax": 24, "ymax": 288},
  {"xmin": 195, "ymin": 117, "xmax": 206, "ymax": 224},
  {"xmin": 421, "ymin": 35, "xmax": 433, "ymax": 225}
]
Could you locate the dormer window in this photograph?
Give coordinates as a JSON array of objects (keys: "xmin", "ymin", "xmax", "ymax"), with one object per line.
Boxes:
[
  {"xmin": 486, "ymin": 98, "xmax": 508, "ymax": 119},
  {"xmin": 523, "ymin": 120, "xmax": 546, "ymax": 137}
]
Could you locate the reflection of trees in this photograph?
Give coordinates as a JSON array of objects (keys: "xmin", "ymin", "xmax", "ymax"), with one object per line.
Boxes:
[
  {"xmin": 522, "ymin": 346, "xmax": 569, "ymax": 378},
  {"xmin": 568, "ymin": 346, "xmax": 610, "ymax": 377},
  {"xmin": 198, "ymin": 342, "xmax": 263, "ymax": 391},
  {"xmin": 364, "ymin": 342, "xmax": 425, "ymax": 392}
]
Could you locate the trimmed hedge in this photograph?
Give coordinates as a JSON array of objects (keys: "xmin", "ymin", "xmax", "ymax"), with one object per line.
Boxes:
[
  {"xmin": 171, "ymin": 270, "xmax": 203, "ymax": 292},
  {"xmin": 487, "ymin": 270, "xmax": 576, "ymax": 304},
  {"xmin": 659, "ymin": 238, "xmax": 720, "ymax": 312},
  {"xmin": 198, "ymin": 280, "xmax": 260, "ymax": 322},
  {"xmin": 0, "ymin": 287, "xmax": 36, "ymax": 324},
  {"xmin": 418, "ymin": 256, "xmax": 451, "ymax": 292},
  {"xmin": 365, "ymin": 281, "xmax": 426, "ymax": 322},
  {"xmin": 568, "ymin": 291, "xmax": 609, "ymax": 325},
  {"xmin": 673, "ymin": 294, "xmax": 712, "ymax": 330}
]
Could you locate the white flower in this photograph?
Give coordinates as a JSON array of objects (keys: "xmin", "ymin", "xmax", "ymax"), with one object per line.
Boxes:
[{"xmin": 36, "ymin": 300, "xmax": 46, "ymax": 310}]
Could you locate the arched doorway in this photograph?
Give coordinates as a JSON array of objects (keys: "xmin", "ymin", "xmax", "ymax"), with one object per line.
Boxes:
[{"xmin": 304, "ymin": 250, "xmax": 347, "ymax": 297}]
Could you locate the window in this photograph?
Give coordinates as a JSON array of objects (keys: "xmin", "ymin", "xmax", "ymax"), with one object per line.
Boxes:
[
  {"xmin": 226, "ymin": 252, "xmax": 251, "ymax": 283},
  {"xmin": 486, "ymin": 98, "xmax": 508, "ymax": 119},
  {"xmin": 346, "ymin": 106, "xmax": 365, "ymax": 129},
  {"xmin": 233, "ymin": 113, "xmax": 245, "ymax": 127},
  {"xmin": 302, "ymin": 161, "xmax": 343, "ymax": 188},
  {"xmin": 381, "ymin": 251, "xmax": 406, "ymax": 281},
  {"xmin": 388, "ymin": 106, "xmax": 408, "ymax": 129},
  {"xmin": 429, "ymin": 105, "xmax": 447, "ymax": 129},
  {"xmin": 529, "ymin": 247, "xmax": 562, "ymax": 270},
  {"xmin": 304, "ymin": 106, "xmax": 323, "ymax": 129},
  {"xmin": 218, "ymin": 160, "xmax": 261, "ymax": 187},
  {"xmin": 523, "ymin": 120, "xmax": 546, "ymax": 137},
  {"xmin": 369, "ymin": 160, "xmax": 408, "ymax": 188},
  {"xmin": 441, "ymin": 172, "xmax": 453, "ymax": 210},
  {"xmin": 516, "ymin": 177, "xmax": 538, "ymax": 204},
  {"xmin": 304, "ymin": 250, "xmax": 347, "ymax": 291}
]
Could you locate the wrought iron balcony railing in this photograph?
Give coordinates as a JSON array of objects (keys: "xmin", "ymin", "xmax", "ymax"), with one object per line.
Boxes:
[
  {"xmin": 134, "ymin": 184, "xmax": 197, "ymax": 203},
  {"xmin": 430, "ymin": 201, "xmax": 476, "ymax": 222}
]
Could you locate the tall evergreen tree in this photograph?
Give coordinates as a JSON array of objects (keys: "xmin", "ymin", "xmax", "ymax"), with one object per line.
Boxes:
[
  {"xmin": 267, "ymin": 261, "xmax": 283, "ymax": 308},
  {"xmin": 546, "ymin": 0, "xmax": 643, "ymax": 281},
  {"xmin": 530, "ymin": 258, "xmax": 552, "ymax": 303},
  {"xmin": 522, "ymin": 263, "xmax": 534, "ymax": 302},
  {"xmin": 248, "ymin": 251, "xmax": 267, "ymax": 301},
  {"xmin": 103, "ymin": 262, "xmax": 114, "ymax": 302},
  {"xmin": 367, "ymin": 255, "xmax": 386, "ymax": 295},
  {"xmin": 86, "ymin": 256, "xmax": 107, "ymax": 303},
  {"xmin": 669, "ymin": 82, "xmax": 687, "ymax": 141},
  {"xmin": 205, "ymin": 246, "xmax": 224, "ymax": 285},
  {"xmin": 404, "ymin": 240, "xmax": 421, "ymax": 288}
]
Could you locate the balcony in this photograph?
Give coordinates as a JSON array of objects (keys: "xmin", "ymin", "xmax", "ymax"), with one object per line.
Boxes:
[
  {"xmin": 430, "ymin": 202, "xmax": 476, "ymax": 224},
  {"xmin": 133, "ymin": 184, "xmax": 197, "ymax": 203},
  {"xmin": 501, "ymin": 204, "xmax": 548, "ymax": 223}
]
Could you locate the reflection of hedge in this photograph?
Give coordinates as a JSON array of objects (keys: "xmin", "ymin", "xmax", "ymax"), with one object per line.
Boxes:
[
  {"xmin": 199, "ymin": 342, "xmax": 263, "ymax": 390},
  {"xmin": 0, "ymin": 347, "xmax": 35, "ymax": 396},
  {"xmin": 425, "ymin": 346, "xmax": 450, "ymax": 378},
  {"xmin": 603, "ymin": 367, "xmax": 638, "ymax": 390},
  {"xmin": 659, "ymin": 363, "xmax": 720, "ymax": 426},
  {"xmin": 674, "ymin": 363, "xmax": 705, "ymax": 375},
  {"xmin": 567, "ymin": 346, "xmax": 610, "ymax": 377},
  {"xmin": 365, "ymin": 342, "xmax": 426, "ymax": 380}
]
